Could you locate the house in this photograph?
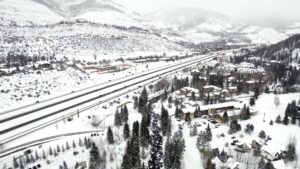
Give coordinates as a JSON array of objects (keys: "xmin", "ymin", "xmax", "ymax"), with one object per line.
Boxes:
[
  {"xmin": 234, "ymin": 143, "xmax": 251, "ymax": 152},
  {"xmin": 251, "ymin": 140, "xmax": 262, "ymax": 151},
  {"xmin": 77, "ymin": 161, "xmax": 87, "ymax": 168},
  {"xmin": 199, "ymin": 102, "xmax": 241, "ymax": 117},
  {"xmin": 202, "ymin": 85, "xmax": 231, "ymax": 104},
  {"xmin": 261, "ymin": 146, "xmax": 287, "ymax": 161},
  {"xmin": 181, "ymin": 101, "xmax": 199, "ymax": 121}
]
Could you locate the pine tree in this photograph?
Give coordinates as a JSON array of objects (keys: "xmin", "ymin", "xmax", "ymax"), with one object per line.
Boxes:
[
  {"xmin": 249, "ymin": 97, "xmax": 255, "ymax": 106},
  {"xmin": 228, "ymin": 120, "xmax": 241, "ymax": 134},
  {"xmin": 134, "ymin": 96, "xmax": 139, "ymax": 110},
  {"xmin": 190, "ymin": 125, "xmax": 198, "ymax": 136},
  {"xmin": 264, "ymin": 86, "xmax": 270, "ymax": 93},
  {"xmin": 275, "ymin": 115, "xmax": 281, "ymax": 123},
  {"xmin": 25, "ymin": 154, "xmax": 31, "ymax": 163},
  {"xmin": 148, "ymin": 114, "xmax": 163, "ymax": 169},
  {"xmin": 218, "ymin": 150, "xmax": 228, "ymax": 162},
  {"xmin": 240, "ymin": 104, "xmax": 247, "ymax": 120},
  {"xmin": 75, "ymin": 162, "xmax": 79, "ymax": 169},
  {"xmin": 49, "ymin": 146, "xmax": 53, "ymax": 156},
  {"xmin": 205, "ymin": 124, "xmax": 212, "ymax": 141},
  {"xmin": 245, "ymin": 123, "xmax": 254, "ymax": 134},
  {"xmin": 89, "ymin": 142, "xmax": 101, "ymax": 169},
  {"xmin": 100, "ymin": 150, "xmax": 107, "ymax": 169},
  {"xmin": 42, "ymin": 149, "xmax": 46, "ymax": 159},
  {"xmin": 63, "ymin": 161, "xmax": 68, "ymax": 169},
  {"xmin": 175, "ymin": 106, "xmax": 181, "ymax": 118},
  {"xmin": 107, "ymin": 126, "xmax": 115, "ymax": 144},
  {"xmin": 57, "ymin": 144, "xmax": 61, "ymax": 153},
  {"xmin": 286, "ymin": 142, "xmax": 296, "ymax": 161},
  {"xmin": 13, "ymin": 156, "xmax": 19, "ymax": 168},
  {"xmin": 132, "ymin": 121, "xmax": 139, "ymax": 138},
  {"xmin": 283, "ymin": 115, "xmax": 289, "ymax": 125},
  {"xmin": 223, "ymin": 111, "xmax": 228, "ymax": 123},
  {"xmin": 72, "ymin": 140, "xmax": 76, "ymax": 148},
  {"xmin": 258, "ymin": 130, "xmax": 266, "ymax": 139},
  {"xmin": 269, "ymin": 120, "xmax": 273, "ymax": 125},
  {"xmin": 35, "ymin": 151, "xmax": 39, "ymax": 160},
  {"xmin": 139, "ymin": 87, "xmax": 148, "ymax": 113},
  {"xmin": 121, "ymin": 142, "xmax": 133, "ymax": 169},
  {"xmin": 197, "ymin": 130, "xmax": 208, "ymax": 151},
  {"xmin": 19, "ymin": 159, "xmax": 24, "ymax": 169},
  {"xmin": 66, "ymin": 141, "xmax": 70, "ymax": 150},
  {"xmin": 205, "ymin": 156, "xmax": 216, "ymax": 169},
  {"xmin": 161, "ymin": 106, "xmax": 170, "ymax": 136},
  {"xmin": 140, "ymin": 113, "xmax": 150, "ymax": 147},
  {"xmin": 62, "ymin": 144, "xmax": 65, "ymax": 152},
  {"xmin": 164, "ymin": 131, "xmax": 185, "ymax": 169},
  {"xmin": 258, "ymin": 158, "xmax": 265, "ymax": 169},
  {"xmin": 123, "ymin": 123, "xmax": 130, "ymax": 140},
  {"xmin": 291, "ymin": 115, "xmax": 296, "ymax": 125},
  {"xmin": 30, "ymin": 154, "xmax": 35, "ymax": 162},
  {"xmin": 245, "ymin": 106, "xmax": 251, "ymax": 120},
  {"xmin": 114, "ymin": 109, "xmax": 122, "ymax": 126},
  {"xmin": 54, "ymin": 149, "xmax": 58, "ymax": 157},
  {"xmin": 122, "ymin": 105, "xmax": 129, "ymax": 123},
  {"xmin": 79, "ymin": 138, "xmax": 83, "ymax": 147},
  {"xmin": 265, "ymin": 160, "xmax": 275, "ymax": 169},
  {"xmin": 254, "ymin": 87, "xmax": 260, "ymax": 99}
]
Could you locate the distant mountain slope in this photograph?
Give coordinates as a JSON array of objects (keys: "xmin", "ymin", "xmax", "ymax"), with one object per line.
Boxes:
[
  {"xmin": 0, "ymin": 22, "xmax": 184, "ymax": 61},
  {"xmin": 245, "ymin": 34, "xmax": 300, "ymax": 62},
  {"xmin": 0, "ymin": 0, "xmax": 64, "ymax": 26},
  {"xmin": 145, "ymin": 7, "xmax": 290, "ymax": 45},
  {"xmin": 0, "ymin": 0, "xmax": 143, "ymax": 28}
]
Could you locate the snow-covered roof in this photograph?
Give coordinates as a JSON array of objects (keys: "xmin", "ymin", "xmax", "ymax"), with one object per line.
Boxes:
[{"xmin": 200, "ymin": 101, "xmax": 241, "ymax": 111}]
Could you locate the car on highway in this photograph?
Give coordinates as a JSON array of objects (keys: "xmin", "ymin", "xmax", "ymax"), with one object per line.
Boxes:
[{"xmin": 35, "ymin": 101, "xmax": 39, "ymax": 104}]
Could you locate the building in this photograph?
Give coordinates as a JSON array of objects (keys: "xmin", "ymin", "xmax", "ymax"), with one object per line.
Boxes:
[
  {"xmin": 234, "ymin": 143, "xmax": 251, "ymax": 153},
  {"xmin": 198, "ymin": 102, "xmax": 241, "ymax": 117},
  {"xmin": 202, "ymin": 85, "xmax": 231, "ymax": 104},
  {"xmin": 180, "ymin": 100, "xmax": 199, "ymax": 121}
]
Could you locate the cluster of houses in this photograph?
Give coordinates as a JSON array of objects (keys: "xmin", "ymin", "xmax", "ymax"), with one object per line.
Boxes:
[
  {"xmin": 169, "ymin": 86, "xmax": 256, "ymax": 122},
  {"xmin": 192, "ymin": 59, "xmax": 266, "ymax": 94},
  {"xmin": 0, "ymin": 61, "xmax": 61, "ymax": 76},
  {"xmin": 211, "ymin": 138, "xmax": 288, "ymax": 169}
]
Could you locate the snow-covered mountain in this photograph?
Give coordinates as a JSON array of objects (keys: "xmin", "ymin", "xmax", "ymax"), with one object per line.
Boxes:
[
  {"xmin": 145, "ymin": 7, "xmax": 292, "ymax": 45},
  {"xmin": 0, "ymin": 0, "xmax": 144, "ymax": 28},
  {"xmin": 0, "ymin": 0, "xmax": 184, "ymax": 61}
]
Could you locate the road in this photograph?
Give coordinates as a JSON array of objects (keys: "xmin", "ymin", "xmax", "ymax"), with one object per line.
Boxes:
[{"xmin": 0, "ymin": 54, "xmax": 214, "ymax": 147}]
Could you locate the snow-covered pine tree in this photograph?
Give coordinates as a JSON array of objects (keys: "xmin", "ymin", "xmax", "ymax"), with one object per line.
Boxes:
[
  {"xmin": 265, "ymin": 160, "xmax": 275, "ymax": 169},
  {"xmin": 114, "ymin": 109, "xmax": 122, "ymax": 126},
  {"xmin": 223, "ymin": 111, "xmax": 228, "ymax": 123},
  {"xmin": 107, "ymin": 126, "xmax": 115, "ymax": 144},
  {"xmin": 161, "ymin": 106, "xmax": 170, "ymax": 136},
  {"xmin": 140, "ymin": 113, "xmax": 150, "ymax": 147},
  {"xmin": 258, "ymin": 158, "xmax": 265, "ymax": 169},
  {"xmin": 122, "ymin": 105, "xmax": 129, "ymax": 123},
  {"xmin": 123, "ymin": 123, "xmax": 130, "ymax": 140},
  {"xmin": 275, "ymin": 115, "xmax": 281, "ymax": 123},
  {"xmin": 89, "ymin": 142, "xmax": 101, "ymax": 169},
  {"xmin": 205, "ymin": 124, "xmax": 212, "ymax": 141},
  {"xmin": 148, "ymin": 113, "xmax": 163, "ymax": 169},
  {"xmin": 13, "ymin": 156, "xmax": 19, "ymax": 168}
]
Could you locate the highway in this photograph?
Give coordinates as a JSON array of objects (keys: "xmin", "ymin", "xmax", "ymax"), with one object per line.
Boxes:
[{"xmin": 0, "ymin": 54, "xmax": 214, "ymax": 147}]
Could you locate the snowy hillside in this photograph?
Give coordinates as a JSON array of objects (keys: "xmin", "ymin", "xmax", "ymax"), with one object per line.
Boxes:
[
  {"xmin": 145, "ymin": 7, "xmax": 292, "ymax": 45},
  {"xmin": 0, "ymin": 0, "xmax": 64, "ymax": 26}
]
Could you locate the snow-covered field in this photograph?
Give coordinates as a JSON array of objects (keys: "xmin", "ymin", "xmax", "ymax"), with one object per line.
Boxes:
[{"xmin": 0, "ymin": 57, "xmax": 189, "ymax": 110}]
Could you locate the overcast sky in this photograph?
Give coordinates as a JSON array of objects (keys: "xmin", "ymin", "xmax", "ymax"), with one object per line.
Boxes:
[{"xmin": 117, "ymin": 0, "xmax": 300, "ymax": 22}]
